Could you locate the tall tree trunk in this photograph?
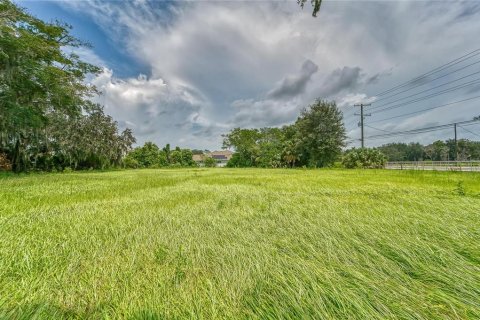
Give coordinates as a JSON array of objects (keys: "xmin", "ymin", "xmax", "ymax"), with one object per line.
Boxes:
[{"xmin": 12, "ymin": 138, "xmax": 21, "ymax": 173}]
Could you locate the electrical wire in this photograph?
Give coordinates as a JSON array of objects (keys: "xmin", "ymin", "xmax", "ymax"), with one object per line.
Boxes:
[
  {"xmin": 364, "ymin": 125, "xmax": 391, "ymax": 133},
  {"xmin": 368, "ymin": 58, "xmax": 480, "ymax": 110},
  {"xmin": 374, "ymin": 48, "xmax": 480, "ymax": 97},
  {"xmin": 364, "ymin": 119, "xmax": 480, "ymax": 140},
  {"xmin": 371, "ymin": 78, "xmax": 480, "ymax": 114},
  {"xmin": 369, "ymin": 95, "xmax": 480, "ymax": 124},
  {"xmin": 459, "ymin": 125, "xmax": 480, "ymax": 138},
  {"xmin": 371, "ymin": 70, "xmax": 480, "ymax": 106}
]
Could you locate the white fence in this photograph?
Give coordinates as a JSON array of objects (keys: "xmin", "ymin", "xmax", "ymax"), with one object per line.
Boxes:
[{"xmin": 386, "ymin": 161, "xmax": 480, "ymax": 172}]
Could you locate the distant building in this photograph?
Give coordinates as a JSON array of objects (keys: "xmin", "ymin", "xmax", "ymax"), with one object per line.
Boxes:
[
  {"xmin": 209, "ymin": 150, "xmax": 233, "ymax": 167},
  {"xmin": 192, "ymin": 154, "xmax": 205, "ymax": 163},
  {"xmin": 192, "ymin": 150, "xmax": 233, "ymax": 167}
]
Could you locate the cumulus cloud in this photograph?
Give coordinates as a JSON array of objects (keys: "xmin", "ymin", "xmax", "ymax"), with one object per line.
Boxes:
[
  {"xmin": 318, "ymin": 66, "xmax": 363, "ymax": 97},
  {"xmin": 231, "ymin": 99, "xmax": 300, "ymax": 128},
  {"xmin": 92, "ymin": 68, "xmax": 224, "ymax": 147},
  {"xmin": 230, "ymin": 63, "xmax": 371, "ymax": 127},
  {"xmin": 267, "ymin": 60, "xmax": 319, "ymax": 100}
]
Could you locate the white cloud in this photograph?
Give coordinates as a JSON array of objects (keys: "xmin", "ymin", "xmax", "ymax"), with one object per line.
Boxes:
[{"xmin": 91, "ymin": 68, "xmax": 224, "ymax": 148}]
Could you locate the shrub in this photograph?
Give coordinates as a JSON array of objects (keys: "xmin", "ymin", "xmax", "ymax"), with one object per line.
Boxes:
[
  {"xmin": 226, "ymin": 153, "xmax": 253, "ymax": 167},
  {"xmin": 342, "ymin": 148, "xmax": 386, "ymax": 169},
  {"xmin": 204, "ymin": 156, "xmax": 217, "ymax": 167},
  {"xmin": 455, "ymin": 181, "xmax": 466, "ymax": 196},
  {"xmin": 123, "ymin": 156, "xmax": 140, "ymax": 169},
  {"xmin": 332, "ymin": 161, "xmax": 343, "ymax": 168},
  {"xmin": 0, "ymin": 153, "xmax": 12, "ymax": 171}
]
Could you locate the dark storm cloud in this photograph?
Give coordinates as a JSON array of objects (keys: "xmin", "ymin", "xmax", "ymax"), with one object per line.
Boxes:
[
  {"xmin": 267, "ymin": 60, "xmax": 319, "ymax": 100},
  {"xmin": 318, "ymin": 66, "xmax": 363, "ymax": 98}
]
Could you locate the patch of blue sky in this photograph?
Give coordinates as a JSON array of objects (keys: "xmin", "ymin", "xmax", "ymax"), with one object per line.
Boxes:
[{"xmin": 17, "ymin": 0, "xmax": 150, "ymax": 77}]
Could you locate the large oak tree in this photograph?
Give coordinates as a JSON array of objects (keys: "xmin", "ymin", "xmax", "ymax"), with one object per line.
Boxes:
[{"xmin": 0, "ymin": 1, "xmax": 134, "ymax": 171}]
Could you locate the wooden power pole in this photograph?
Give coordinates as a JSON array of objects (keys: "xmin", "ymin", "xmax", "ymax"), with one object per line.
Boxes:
[
  {"xmin": 454, "ymin": 123, "xmax": 458, "ymax": 161},
  {"xmin": 354, "ymin": 103, "xmax": 371, "ymax": 148}
]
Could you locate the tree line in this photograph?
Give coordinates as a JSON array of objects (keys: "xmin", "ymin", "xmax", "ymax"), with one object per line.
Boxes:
[
  {"xmin": 0, "ymin": 1, "xmax": 135, "ymax": 172},
  {"xmin": 222, "ymin": 99, "xmax": 480, "ymax": 168},
  {"xmin": 378, "ymin": 140, "xmax": 480, "ymax": 162},
  {"xmin": 123, "ymin": 142, "xmax": 196, "ymax": 168}
]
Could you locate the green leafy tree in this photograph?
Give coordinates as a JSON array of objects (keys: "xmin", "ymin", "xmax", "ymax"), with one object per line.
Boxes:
[
  {"xmin": 223, "ymin": 128, "xmax": 261, "ymax": 167},
  {"xmin": 138, "ymin": 142, "xmax": 161, "ymax": 167},
  {"xmin": 424, "ymin": 140, "xmax": 449, "ymax": 161},
  {"xmin": 0, "ymin": 1, "xmax": 134, "ymax": 172},
  {"xmin": 226, "ymin": 153, "xmax": 250, "ymax": 168},
  {"xmin": 377, "ymin": 143, "xmax": 408, "ymax": 161},
  {"xmin": 255, "ymin": 128, "xmax": 284, "ymax": 168},
  {"xmin": 180, "ymin": 149, "xmax": 195, "ymax": 166},
  {"xmin": 170, "ymin": 147, "xmax": 183, "ymax": 165},
  {"xmin": 378, "ymin": 143, "xmax": 424, "ymax": 161},
  {"xmin": 281, "ymin": 125, "xmax": 299, "ymax": 168},
  {"xmin": 223, "ymin": 127, "xmax": 289, "ymax": 168},
  {"xmin": 405, "ymin": 143, "xmax": 424, "ymax": 161},
  {"xmin": 163, "ymin": 144, "xmax": 171, "ymax": 163},
  {"xmin": 125, "ymin": 143, "xmax": 196, "ymax": 168},
  {"xmin": 0, "ymin": 1, "xmax": 101, "ymax": 172},
  {"xmin": 123, "ymin": 156, "xmax": 139, "ymax": 169},
  {"xmin": 126, "ymin": 142, "xmax": 165, "ymax": 168},
  {"xmin": 294, "ymin": 100, "xmax": 346, "ymax": 167},
  {"xmin": 204, "ymin": 156, "xmax": 217, "ymax": 167},
  {"xmin": 223, "ymin": 101, "xmax": 346, "ymax": 168}
]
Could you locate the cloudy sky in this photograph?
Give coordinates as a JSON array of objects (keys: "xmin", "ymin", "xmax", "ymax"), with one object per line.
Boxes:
[{"xmin": 20, "ymin": 0, "xmax": 480, "ymax": 149}]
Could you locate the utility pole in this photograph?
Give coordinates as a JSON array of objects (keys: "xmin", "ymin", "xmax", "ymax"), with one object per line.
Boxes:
[
  {"xmin": 354, "ymin": 103, "xmax": 371, "ymax": 148},
  {"xmin": 454, "ymin": 123, "xmax": 458, "ymax": 161}
]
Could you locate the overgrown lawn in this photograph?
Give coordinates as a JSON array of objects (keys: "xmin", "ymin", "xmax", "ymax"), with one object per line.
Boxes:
[{"xmin": 0, "ymin": 169, "xmax": 479, "ymax": 319}]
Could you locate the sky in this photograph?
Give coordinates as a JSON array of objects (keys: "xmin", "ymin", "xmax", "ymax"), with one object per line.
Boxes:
[{"xmin": 18, "ymin": 0, "xmax": 480, "ymax": 150}]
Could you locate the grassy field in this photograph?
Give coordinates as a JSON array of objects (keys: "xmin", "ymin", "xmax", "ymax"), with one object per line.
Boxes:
[{"xmin": 0, "ymin": 169, "xmax": 479, "ymax": 319}]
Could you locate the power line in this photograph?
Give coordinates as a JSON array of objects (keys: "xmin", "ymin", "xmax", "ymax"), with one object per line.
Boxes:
[
  {"xmin": 367, "ymin": 127, "xmax": 454, "ymax": 141},
  {"xmin": 371, "ymin": 70, "xmax": 480, "ymax": 106},
  {"xmin": 371, "ymin": 78, "xmax": 480, "ymax": 114},
  {"xmin": 369, "ymin": 95, "xmax": 480, "ymax": 123},
  {"xmin": 364, "ymin": 119, "xmax": 480, "ymax": 140},
  {"xmin": 459, "ymin": 125, "xmax": 480, "ymax": 138},
  {"xmin": 344, "ymin": 118, "xmax": 359, "ymax": 128},
  {"xmin": 370, "ymin": 58, "xmax": 480, "ymax": 107},
  {"xmin": 374, "ymin": 48, "xmax": 480, "ymax": 97},
  {"xmin": 364, "ymin": 124, "xmax": 391, "ymax": 133}
]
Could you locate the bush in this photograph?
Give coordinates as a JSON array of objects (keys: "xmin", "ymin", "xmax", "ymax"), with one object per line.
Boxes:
[
  {"xmin": 342, "ymin": 148, "xmax": 386, "ymax": 169},
  {"xmin": 123, "ymin": 156, "xmax": 140, "ymax": 169},
  {"xmin": 0, "ymin": 153, "xmax": 12, "ymax": 171},
  {"xmin": 204, "ymin": 156, "xmax": 217, "ymax": 167},
  {"xmin": 226, "ymin": 153, "xmax": 253, "ymax": 168},
  {"xmin": 332, "ymin": 161, "xmax": 343, "ymax": 168}
]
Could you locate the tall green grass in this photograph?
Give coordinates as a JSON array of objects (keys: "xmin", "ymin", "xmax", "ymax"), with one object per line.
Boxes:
[{"xmin": 0, "ymin": 169, "xmax": 479, "ymax": 319}]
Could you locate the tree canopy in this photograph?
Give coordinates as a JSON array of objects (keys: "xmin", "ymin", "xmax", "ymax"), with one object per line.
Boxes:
[
  {"xmin": 124, "ymin": 142, "xmax": 196, "ymax": 168},
  {"xmin": 377, "ymin": 140, "xmax": 480, "ymax": 161},
  {"xmin": 0, "ymin": 1, "xmax": 135, "ymax": 172},
  {"xmin": 223, "ymin": 100, "xmax": 346, "ymax": 168}
]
